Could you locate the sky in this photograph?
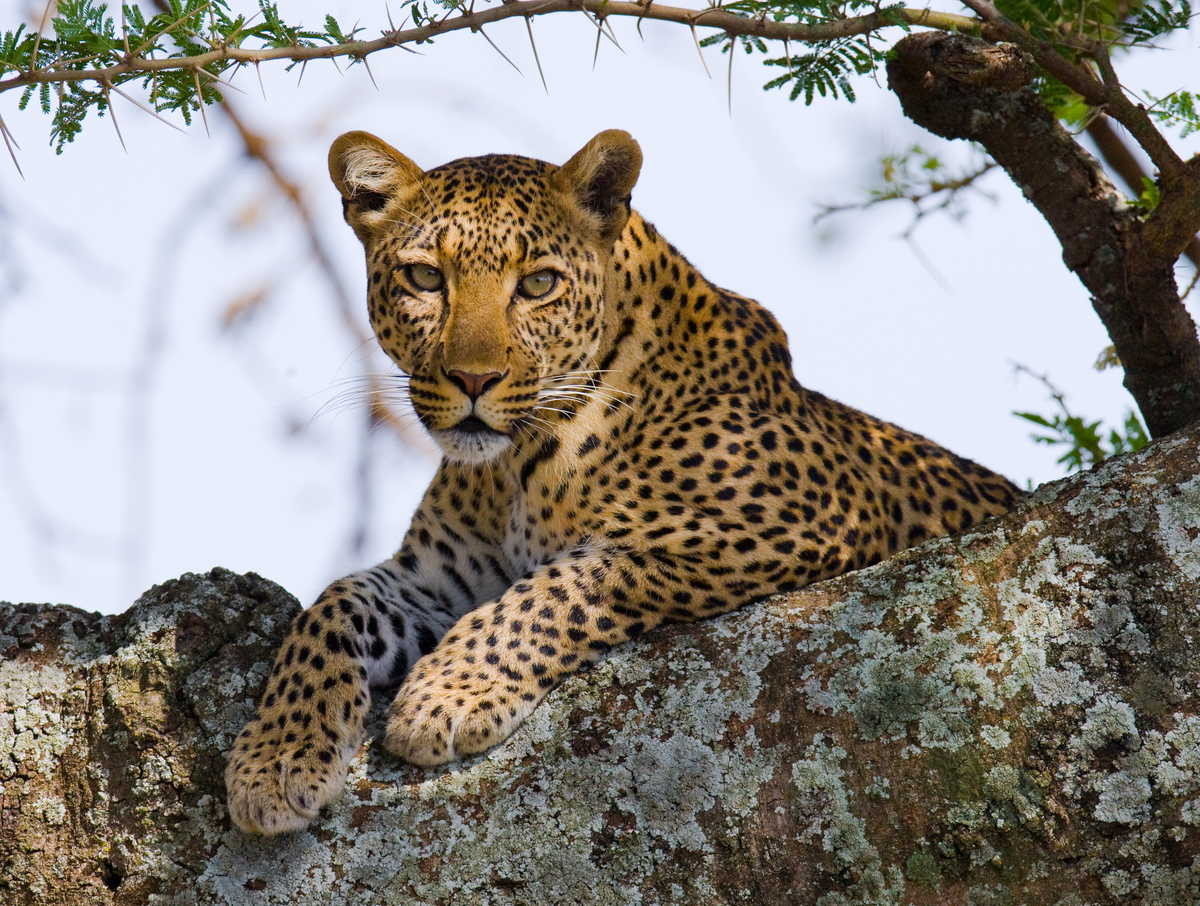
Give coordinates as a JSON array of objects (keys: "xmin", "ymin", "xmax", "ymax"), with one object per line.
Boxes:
[{"xmin": 1, "ymin": 2, "xmax": 1197, "ymax": 614}]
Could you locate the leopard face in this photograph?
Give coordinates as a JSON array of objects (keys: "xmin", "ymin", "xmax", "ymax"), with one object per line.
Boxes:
[{"xmin": 329, "ymin": 132, "xmax": 641, "ymax": 464}]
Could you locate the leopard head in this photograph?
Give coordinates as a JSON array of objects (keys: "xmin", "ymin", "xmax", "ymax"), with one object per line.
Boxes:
[{"xmin": 328, "ymin": 129, "xmax": 642, "ymax": 464}]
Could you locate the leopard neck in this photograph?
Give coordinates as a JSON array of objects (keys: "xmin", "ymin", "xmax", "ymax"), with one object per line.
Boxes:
[
  {"xmin": 597, "ymin": 210, "xmax": 801, "ymax": 413},
  {"xmin": 596, "ymin": 212, "xmax": 690, "ymax": 386}
]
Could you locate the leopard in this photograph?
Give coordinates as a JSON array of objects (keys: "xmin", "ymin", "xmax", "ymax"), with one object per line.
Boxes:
[{"xmin": 225, "ymin": 129, "xmax": 1021, "ymax": 835}]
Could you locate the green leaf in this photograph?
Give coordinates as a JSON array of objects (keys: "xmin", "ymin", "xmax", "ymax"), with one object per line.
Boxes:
[
  {"xmin": 1013, "ymin": 411, "xmax": 1055, "ymax": 429},
  {"xmin": 1131, "ymin": 175, "xmax": 1161, "ymax": 213},
  {"xmin": 1146, "ymin": 90, "xmax": 1200, "ymax": 140}
]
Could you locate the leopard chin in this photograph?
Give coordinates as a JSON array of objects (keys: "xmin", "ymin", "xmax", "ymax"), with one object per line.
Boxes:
[{"xmin": 432, "ymin": 426, "xmax": 513, "ymax": 464}]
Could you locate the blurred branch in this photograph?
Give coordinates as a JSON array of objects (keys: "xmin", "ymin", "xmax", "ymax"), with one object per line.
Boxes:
[
  {"xmin": 0, "ymin": 359, "xmax": 122, "ymax": 578},
  {"xmin": 211, "ymin": 88, "xmax": 434, "ymax": 558},
  {"xmin": 815, "ymin": 152, "xmax": 997, "ymax": 239},
  {"xmin": 0, "ymin": 189, "xmax": 120, "ymax": 294},
  {"xmin": 217, "ymin": 98, "xmax": 423, "ymax": 445},
  {"xmin": 124, "ymin": 162, "xmax": 240, "ymax": 593}
]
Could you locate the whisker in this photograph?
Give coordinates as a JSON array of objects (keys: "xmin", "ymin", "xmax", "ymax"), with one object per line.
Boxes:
[
  {"xmin": 542, "ymin": 374, "xmax": 638, "ymax": 399},
  {"xmin": 523, "ymin": 414, "xmax": 556, "ymax": 435},
  {"xmin": 538, "ymin": 385, "xmax": 637, "ymax": 413},
  {"xmin": 543, "ymin": 368, "xmax": 617, "ymax": 379}
]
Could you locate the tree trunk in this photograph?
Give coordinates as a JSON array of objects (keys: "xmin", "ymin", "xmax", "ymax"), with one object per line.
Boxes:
[
  {"xmin": 4, "ymin": 428, "xmax": 1200, "ymax": 904},
  {"xmin": 888, "ymin": 31, "xmax": 1200, "ymax": 439}
]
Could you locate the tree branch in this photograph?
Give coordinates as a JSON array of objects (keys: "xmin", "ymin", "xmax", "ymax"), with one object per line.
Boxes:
[
  {"xmin": 958, "ymin": 0, "xmax": 1185, "ymax": 179},
  {"xmin": 1086, "ymin": 116, "xmax": 1200, "ymax": 271},
  {"xmin": 0, "ymin": 2, "xmax": 980, "ymax": 96},
  {"xmin": 887, "ymin": 31, "xmax": 1200, "ymax": 438}
]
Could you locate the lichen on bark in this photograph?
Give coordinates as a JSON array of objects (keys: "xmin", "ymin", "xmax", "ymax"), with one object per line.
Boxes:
[{"xmin": 3, "ymin": 426, "xmax": 1200, "ymax": 904}]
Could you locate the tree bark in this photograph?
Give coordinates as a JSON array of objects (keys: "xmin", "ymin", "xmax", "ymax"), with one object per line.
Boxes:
[
  {"xmin": 4, "ymin": 427, "xmax": 1200, "ymax": 904},
  {"xmin": 887, "ymin": 31, "xmax": 1200, "ymax": 440}
]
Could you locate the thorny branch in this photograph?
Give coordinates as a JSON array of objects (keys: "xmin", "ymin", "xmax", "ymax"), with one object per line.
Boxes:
[{"xmin": 0, "ymin": 1, "xmax": 980, "ymax": 100}]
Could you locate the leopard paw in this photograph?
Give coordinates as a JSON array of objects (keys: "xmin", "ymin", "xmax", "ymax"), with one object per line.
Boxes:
[
  {"xmin": 225, "ymin": 706, "xmax": 363, "ymax": 835},
  {"xmin": 382, "ymin": 655, "xmax": 540, "ymax": 766}
]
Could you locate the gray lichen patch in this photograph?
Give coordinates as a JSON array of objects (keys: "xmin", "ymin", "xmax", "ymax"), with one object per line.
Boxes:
[
  {"xmin": 6, "ymin": 429, "xmax": 1200, "ymax": 905},
  {"xmin": 1156, "ymin": 473, "xmax": 1200, "ymax": 581}
]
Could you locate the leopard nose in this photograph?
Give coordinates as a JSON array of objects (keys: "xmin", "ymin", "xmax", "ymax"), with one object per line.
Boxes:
[{"xmin": 445, "ymin": 369, "xmax": 504, "ymax": 401}]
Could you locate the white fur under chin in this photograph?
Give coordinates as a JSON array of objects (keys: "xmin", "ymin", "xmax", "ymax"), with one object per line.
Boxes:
[{"xmin": 433, "ymin": 429, "xmax": 513, "ymax": 464}]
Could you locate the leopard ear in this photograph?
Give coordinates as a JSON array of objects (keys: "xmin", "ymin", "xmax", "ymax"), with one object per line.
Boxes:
[
  {"xmin": 328, "ymin": 131, "xmax": 423, "ymax": 228},
  {"xmin": 554, "ymin": 130, "xmax": 643, "ymax": 244}
]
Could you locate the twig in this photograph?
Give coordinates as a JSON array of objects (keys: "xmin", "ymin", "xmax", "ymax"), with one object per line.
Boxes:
[
  {"xmin": 191, "ymin": 68, "xmax": 210, "ymax": 137},
  {"xmin": 815, "ymin": 159, "xmax": 998, "ymax": 238},
  {"xmin": 690, "ymin": 23, "xmax": 711, "ymax": 79},
  {"xmin": 524, "ymin": 17, "xmax": 549, "ymax": 94},
  {"xmin": 0, "ymin": 115, "xmax": 23, "ymax": 178},
  {"xmin": 101, "ymin": 80, "xmax": 127, "ymax": 152},
  {"xmin": 1181, "ymin": 267, "xmax": 1200, "ymax": 303},
  {"xmin": 28, "ymin": 0, "xmax": 54, "ymax": 74},
  {"xmin": 108, "ymin": 81, "xmax": 186, "ymax": 133},
  {"xmin": 1011, "ymin": 362, "xmax": 1081, "ymax": 427},
  {"xmin": 476, "ymin": 25, "xmax": 523, "ymax": 75}
]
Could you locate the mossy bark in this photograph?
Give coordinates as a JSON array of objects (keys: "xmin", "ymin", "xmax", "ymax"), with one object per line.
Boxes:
[{"xmin": 4, "ymin": 427, "xmax": 1200, "ymax": 905}]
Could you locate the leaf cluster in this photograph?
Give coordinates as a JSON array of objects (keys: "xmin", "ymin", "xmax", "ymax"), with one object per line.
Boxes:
[
  {"xmin": 1, "ymin": 0, "xmax": 366, "ymax": 152},
  {"xmin": 698, "ymin": 0, "xmax": 897, "ymax": 105},
  {"xmin": 1014, "ymin": 407, "xmax": 1148, "ymax": 471},
  {"xmin": 1122, "ymin": 0, "xmax": 1194, "ymax": 43},
  {"xmin": 1146, "ymin": 89, "xmax": 1200, "ymax": 139},
  {"xmin": 1012, "ymin": 363, "xmax": 1149, "ymax": 474},
  {"xmin": 870, "ymin": 145, "xmax": 953, "ymax": 200},
  {"xmin": 998, "ymin": 1, "xmax": 1196, "ymax": 131},
  {"xmin": 997, "ymin": 0, "xmax": 1192, "ymax": 48}
]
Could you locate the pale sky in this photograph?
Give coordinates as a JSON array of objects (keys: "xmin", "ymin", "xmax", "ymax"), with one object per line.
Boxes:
[{"xmin": 1, "ymin": 2, "xmax": 1197, "ymax": 613}]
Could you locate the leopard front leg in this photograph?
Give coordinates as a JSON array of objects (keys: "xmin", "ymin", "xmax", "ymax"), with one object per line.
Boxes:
[
  {"xmin": 225, "ymin": 564, "xmax": 453, "ymax": 835},
  {"xmin": 385, "ymin": 549, "xmax": 662, "ymax": 765}
]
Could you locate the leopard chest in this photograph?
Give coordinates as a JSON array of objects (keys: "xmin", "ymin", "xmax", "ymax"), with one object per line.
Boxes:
[{"xmin": 500, "ymin": 429, "xmax": 598, "ymax": 576}]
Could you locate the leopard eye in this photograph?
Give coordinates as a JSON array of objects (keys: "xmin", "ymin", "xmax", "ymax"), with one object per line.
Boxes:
[
  {"xmin": 406, "ymin": 263, "xmax": 444, "ymax": 292},
  {"xmin": 518, "ymin": 270, "xmax": 558, "ymax": 299}
]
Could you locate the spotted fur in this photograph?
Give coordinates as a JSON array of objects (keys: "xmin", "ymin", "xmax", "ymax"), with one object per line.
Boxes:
[{"xmin": 225, "ymin": 130, "xmax": 1021, "ymax": 835}]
